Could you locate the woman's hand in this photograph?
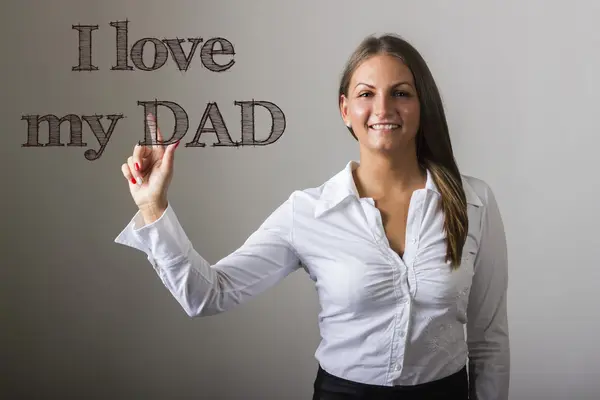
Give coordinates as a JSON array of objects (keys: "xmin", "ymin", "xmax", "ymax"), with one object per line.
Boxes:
[{"xmin": 121, "ymin": 113, "xmax": 180, "ymax": 224}]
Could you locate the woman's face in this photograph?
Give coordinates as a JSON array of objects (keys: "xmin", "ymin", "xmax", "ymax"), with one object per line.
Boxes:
[{"xmin": 340, "ymin": 54, "xmax": 421, "ymax": 154}]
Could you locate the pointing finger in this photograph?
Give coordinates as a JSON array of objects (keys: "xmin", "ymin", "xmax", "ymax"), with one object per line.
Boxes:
[{"xmin": 146, "ymin": 113, "xmax": 165, "ymax": 146}]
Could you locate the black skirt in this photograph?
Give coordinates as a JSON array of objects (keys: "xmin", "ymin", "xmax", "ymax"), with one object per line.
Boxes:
[{"xmin": 312, "ymin": 365, "xmax": 469, "ymax": 400}]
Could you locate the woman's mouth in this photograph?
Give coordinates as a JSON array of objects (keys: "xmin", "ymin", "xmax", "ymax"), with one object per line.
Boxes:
[{"xmin": 369, "ymin": 123, "xmax": 401, "ymax": 131}]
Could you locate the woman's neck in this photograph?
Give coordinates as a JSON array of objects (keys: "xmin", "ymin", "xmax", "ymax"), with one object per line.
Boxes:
[{"xmin": 353, "ymin": 150, "xmax": 426, "ymax": 200}]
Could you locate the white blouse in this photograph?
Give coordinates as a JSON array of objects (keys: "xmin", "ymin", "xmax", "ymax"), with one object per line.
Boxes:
[{"xmin": 115, "ymin": 161, "xmax": 510, "ymax": 399}]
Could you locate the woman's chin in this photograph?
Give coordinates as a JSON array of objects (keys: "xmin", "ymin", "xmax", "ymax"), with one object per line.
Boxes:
[
  {"xmin": 359, "ymin": 130, "xmax": 415, "ymax": 154},
  {"xmin": 366, "ymin": 137, "xmax": 399, "ymax": 152}
]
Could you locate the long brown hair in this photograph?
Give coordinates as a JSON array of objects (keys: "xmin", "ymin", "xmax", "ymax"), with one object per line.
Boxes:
[{"xmin": 338, "ymin": 34, "xmax": 468, "ymax": 268}]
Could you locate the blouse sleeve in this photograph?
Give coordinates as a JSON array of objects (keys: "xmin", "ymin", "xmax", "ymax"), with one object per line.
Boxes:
[
  {"xmin": 114, "ymin": 195, "xmax": 302, "ymax": 317},
  {"xmin": 466, "ymin": 183, "xmax": 511, "ymax": 400}
]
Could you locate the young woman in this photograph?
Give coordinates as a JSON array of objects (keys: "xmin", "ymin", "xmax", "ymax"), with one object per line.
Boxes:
[{"xmin": 116, "ymin": 34, "xmax": 510, "ymax": 400}]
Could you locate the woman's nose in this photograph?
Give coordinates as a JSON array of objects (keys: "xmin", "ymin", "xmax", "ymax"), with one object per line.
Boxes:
[{"xmin": 373, "ymin": 95, "xmax": 394, "ymax": 117}]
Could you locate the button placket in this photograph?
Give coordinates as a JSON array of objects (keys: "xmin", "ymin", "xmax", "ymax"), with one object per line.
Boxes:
[
  {"xmin": 407, "ymin": 197, "xmax": 425, "ymax": 298},
  {"xmin": 361, "ymin": 199, "xmax": 387, "ymax": 245}
]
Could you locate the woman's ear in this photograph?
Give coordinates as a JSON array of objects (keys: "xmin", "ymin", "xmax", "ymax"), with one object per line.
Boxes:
[{"xmin": 339, "ymin": 94, "xmax": 350, "ymax": 126}]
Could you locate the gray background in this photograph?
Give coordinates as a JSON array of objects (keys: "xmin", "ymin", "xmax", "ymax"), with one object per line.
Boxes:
[{"xmin": 3, "ymin": 0, "xmax": 600, "ymax": 398}]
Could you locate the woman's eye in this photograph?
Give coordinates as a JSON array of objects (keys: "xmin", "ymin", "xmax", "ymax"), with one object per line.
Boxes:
[{"xmin": 358, "ymin": 91, "xmax": 410, "ymax": 98}]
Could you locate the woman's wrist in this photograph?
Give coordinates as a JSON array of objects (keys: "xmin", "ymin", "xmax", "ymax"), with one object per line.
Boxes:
[{"xmin": 139, "ymin": 201, "xmax": 167, "ymax": 225}]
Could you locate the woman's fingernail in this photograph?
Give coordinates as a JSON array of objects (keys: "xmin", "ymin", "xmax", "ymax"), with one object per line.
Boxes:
[
  {"xmin": 135, "ymin": 162, "xmax": 140, "ymax": 171},
  {"xmin": 175, "ymin": 140, "xmax": 180, "ymax": 148},
  {"xmin": 131, "ymin": 177, "xmax": 136, "ymax": 184},
  {"xmin": 137, "ymin": 176, "xmax": 143, "ymax": 185}
]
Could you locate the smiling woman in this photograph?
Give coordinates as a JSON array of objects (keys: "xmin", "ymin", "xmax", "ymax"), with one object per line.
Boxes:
[
  {"xmin": 115, "ymin": 33, "xmax": 509, "ymax": 400},
  {"xmin": 340, "ymin": 54, "xmax": 421, "ymax": 153}
]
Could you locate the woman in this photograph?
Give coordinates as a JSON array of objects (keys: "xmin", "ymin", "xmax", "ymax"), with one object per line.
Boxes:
[{"xmin": 116, "ymin": 34, "xmax": 510, "ymax": 400}]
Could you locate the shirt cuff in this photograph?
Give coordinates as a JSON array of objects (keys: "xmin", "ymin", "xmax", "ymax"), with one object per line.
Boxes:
[{"xmin": 114, "ymin": 203, "xmax": 192, "ymax": 267}]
